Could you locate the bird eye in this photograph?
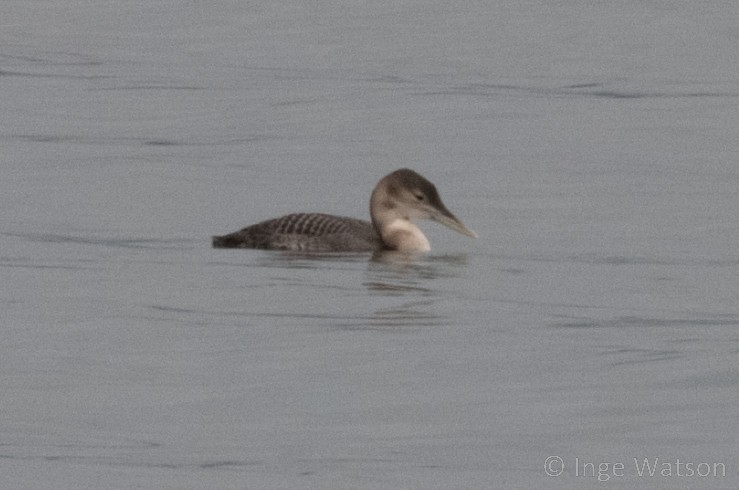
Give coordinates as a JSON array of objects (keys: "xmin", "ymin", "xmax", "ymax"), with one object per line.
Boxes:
[{"xmin": 413, "ymin": 193, "xmax": 425, "ymax": 201}]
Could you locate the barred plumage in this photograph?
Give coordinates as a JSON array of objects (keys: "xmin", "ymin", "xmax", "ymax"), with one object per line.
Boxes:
[{"xmin": 212, "ymin": 213, "xmax": 381, "ymax": 252}]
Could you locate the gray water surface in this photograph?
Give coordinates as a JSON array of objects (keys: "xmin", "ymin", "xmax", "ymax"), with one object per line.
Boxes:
[{"xmin": 2, "ymin": 1, "xmax": 739, "ymax": 488}]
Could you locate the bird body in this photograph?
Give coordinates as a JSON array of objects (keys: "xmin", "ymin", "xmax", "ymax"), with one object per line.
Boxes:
[
  {"xmin": 212, "ymin": 169, "xmax": 476, "ymax": 252},
  {"xmin": 212, "ymin": 213, "xmax": 381, "ymax": 252}
]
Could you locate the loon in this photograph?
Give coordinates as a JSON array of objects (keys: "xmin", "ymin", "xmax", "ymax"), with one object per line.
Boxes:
[{"xmin": 212, "ymin": 168, "xmax": 477, "ymax": 252}]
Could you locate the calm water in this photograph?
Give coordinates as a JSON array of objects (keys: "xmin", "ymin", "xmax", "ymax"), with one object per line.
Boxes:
[{"xmin": 2, "ymin": 1, "xmax": 739, "ymax": 488}]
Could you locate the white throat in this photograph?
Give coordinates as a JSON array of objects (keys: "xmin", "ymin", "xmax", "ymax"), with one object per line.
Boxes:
[{"xmin": 381, "ymin": 218, "xmax": 431, "ymax": 252}]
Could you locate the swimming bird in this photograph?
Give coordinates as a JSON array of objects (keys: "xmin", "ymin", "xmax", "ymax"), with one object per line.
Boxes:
[{"xmin": 212, "ymin": 168, "xmax": 477, "ymax": 252}]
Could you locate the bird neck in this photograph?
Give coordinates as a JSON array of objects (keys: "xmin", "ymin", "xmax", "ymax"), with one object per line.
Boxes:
[{"xmin": 370, "ymin": 180, "xmax": 431, "ymax": 252}]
